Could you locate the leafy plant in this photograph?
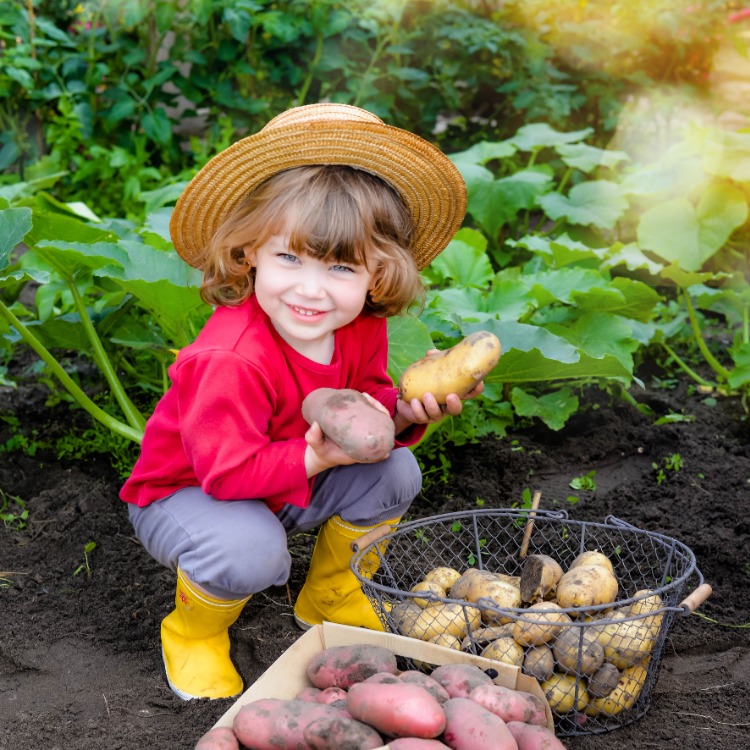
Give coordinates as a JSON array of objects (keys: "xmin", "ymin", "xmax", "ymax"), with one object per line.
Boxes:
[
  {"xmin": 0, "ymin": 490, "xmax": 28, "ymax": 529},
  {"xmin": 570, "ymin": 470, "xmax": 597, "ymax": 492},
  {"xmin": 653, "ymin": 453, "xmax": 683, "ymax": 485},
  {"xmin": 73, "ymin": 540, "xmax": 97, "ymax": 578}
]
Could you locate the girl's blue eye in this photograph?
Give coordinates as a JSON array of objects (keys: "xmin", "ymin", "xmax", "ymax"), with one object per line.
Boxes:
[{"xmin": 331, "ymin": 264, "xmax": 354, "ymax": 273}]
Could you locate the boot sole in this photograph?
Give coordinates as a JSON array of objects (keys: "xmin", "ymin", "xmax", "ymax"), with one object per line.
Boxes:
[{"xmin": 161, "ymin": 647, "xmax": 242, "ymax": 701}]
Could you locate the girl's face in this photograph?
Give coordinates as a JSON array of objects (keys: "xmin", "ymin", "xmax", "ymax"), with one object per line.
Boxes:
[{"xmin": 247, "ymin": 235, "xmax": 376, "ymax": 364}]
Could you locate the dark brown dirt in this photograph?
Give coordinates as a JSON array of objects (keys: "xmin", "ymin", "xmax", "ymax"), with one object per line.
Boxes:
[{"xmin": 1, "ymin": 365, "xmax": 749, "ymax": 750}]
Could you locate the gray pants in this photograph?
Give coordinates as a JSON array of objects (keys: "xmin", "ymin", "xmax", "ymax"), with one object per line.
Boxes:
[{"xmin": 127, "ymin": 448, "xmax": 421, "ymax": 599}]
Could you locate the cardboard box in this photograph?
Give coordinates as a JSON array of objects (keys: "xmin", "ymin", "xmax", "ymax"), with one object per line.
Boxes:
[{"xmin": 214, "ymin": 621, "xmax": 555, "ymax": 737}]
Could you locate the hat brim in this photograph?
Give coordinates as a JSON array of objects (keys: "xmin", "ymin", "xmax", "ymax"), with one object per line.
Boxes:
[{"xmin": 169, "ymin": 119, "xmax": 467, "ymax": 270}]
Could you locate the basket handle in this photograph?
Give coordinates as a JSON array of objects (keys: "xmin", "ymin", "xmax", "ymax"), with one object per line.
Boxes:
[
  {"xmin": 679, "ymin": 582, "xmax": 713, "ymax": 614},
  {"xmin": 350, "ymin": 523, "xmax": 394, "ymax": 554}
]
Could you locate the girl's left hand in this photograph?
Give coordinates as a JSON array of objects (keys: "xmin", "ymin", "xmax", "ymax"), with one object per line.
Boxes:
[{"xmin": 395, "ymin": 380, "xmax": 485, "ymax": 426}]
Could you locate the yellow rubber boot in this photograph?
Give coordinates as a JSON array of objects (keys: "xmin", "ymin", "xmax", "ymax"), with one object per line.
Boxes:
[
  {"xmin": 294, "ymin": 515, "xmax": 398, "ymax": 632},
  {"xmin": 161, "ymin": 568, "xmax": 250, "ymax": 700}
]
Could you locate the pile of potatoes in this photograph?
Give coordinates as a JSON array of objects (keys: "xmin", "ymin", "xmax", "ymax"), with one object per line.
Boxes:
[
  {"xmin": 195, "ymin": 643, "xmax": 565, "ymax": 750},
  {"xmin": 390, "ymin": 551, "xmax": 664, "ymax": 722}
]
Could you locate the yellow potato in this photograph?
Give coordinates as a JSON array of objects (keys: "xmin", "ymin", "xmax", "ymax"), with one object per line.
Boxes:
[
  {"xmin": 585, "ymin": 662, "xmax": 649, "ymax": 717},
  {"xmin": 422, "ymin": 566, "xmax": 462, "ymax": 594},
  {"xmin": 410, "ymin": 581, "xmax": 446, "ymax": 608},
  {"xmin": 450, "ymin": 568, "xmax": 520, "ymax": 601},
  {"xmin": 403, "ymin": 602, "xmax": 481, "ymax": 641},
  {"xmin": 522, "ymin": 644, "xmax": 556, "ymax": 682},
  {"xmin": 568, "ymin": 550, "xmax": 615, "ymax": 575},
  {"xmin": 541, "ymin": 673, "xmax": 589, "ymax": 714},
  {"xmin": 480, "ymin": 635, "xmax": 525, "ymax": 667},
  {"xmin": 513, "ymin": 602, "xmax": 571, "ymax": 646},
  {"xmin": 552, "ymin": 626, "xmax": 605, "ymax": 676},
  {"xmin": 603, "ymin": 617, "xmax": 659, "ymax": 669},
  {"xmin": 398, "ymin": 331, "xmax": 501, "ymax": 404},
  {"xmin": 556, "ymin": 564, "xmax": 619, "ymax": 609}
]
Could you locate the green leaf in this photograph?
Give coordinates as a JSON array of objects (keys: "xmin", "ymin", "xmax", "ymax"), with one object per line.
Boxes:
[
  {"xmin": 512, "ymin": 233, "xmax": 606, "ymax": 268},
  {"xmin": 547, "ymin": 312, "xmax": 638, "ymax": 373},
  {"xmin": 556, "ymin": 142, "xmax": 629, "ymax": 173},
  {"xmin": 604, "ymin": 242, "xmax": 664, "ymax": 276},
  {"xmin": 491, "ymin": 347, "xmax": 632, "ymax": 384},
  {"xmin": 466, "ymin": 320, "xmax": 579, "ymax": 364},
  {"xmin": 509, "ymin": 123, "xmax": 593, "ymax": 152},
  {"xmin": 658, "ymin": 263, "xmax": 719, "ymax": 288},
  {"xmin": 511, "ymin": 386, "xmax": 579, "ymax": 431},
  {"xmin": 573, "ymin": 277, "xmax": 660, "ymax": 323},
  {"xmin": 637, "ymin": 183, "xmax": 748, "ymax": 271},
  {"xmin": 426, "ymin": 229, "xmax": 493, "ymax": 287},
  {"xmin": 537, "ymin": 180, "xmax": 628, "ymax": 229},
  {"xmin": 387, "ymin": 315, "xmax": 434, "ymax": 382},
  {"xmin": 467, "ymin": 170, "xmax": 553, "ymax": 237},
  {"xmin": 700, "ymin": 127, "xmax": 750, "ymax": 182},
  {"xmin": 141, "ymin": 108, "xmax": 172, "ymax": 146},
  {"xmin": 450, "ymin": 140, "xmax": 516, "ymax": 165},
  {"xmin": 0, "ymin": 207, "xmax": 32, "ymax": 270},
  {"xmin": 727, "ymin": 343, "xmax": 750, "ymax": 389}
]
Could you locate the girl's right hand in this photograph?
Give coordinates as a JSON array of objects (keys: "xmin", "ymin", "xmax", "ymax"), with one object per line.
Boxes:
[{"xmin": 303, "ymin": 421, "xmax": 359, "ymax": 477}]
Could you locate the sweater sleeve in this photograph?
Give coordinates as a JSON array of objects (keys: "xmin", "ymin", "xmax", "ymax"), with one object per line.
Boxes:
[{"xmin": 174, "ymin": 351, "xmax": 312, "ymax": 507}]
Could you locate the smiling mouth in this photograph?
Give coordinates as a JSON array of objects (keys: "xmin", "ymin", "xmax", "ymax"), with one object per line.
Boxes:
[{"xmin": 290, "ymin": 304, "xmax": 326, "ymax": 317}]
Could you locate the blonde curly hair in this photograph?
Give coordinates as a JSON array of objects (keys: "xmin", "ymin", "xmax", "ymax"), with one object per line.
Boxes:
[{"xmin": 199, "ymin": 165, "xmax": 424, "ymax": 317}]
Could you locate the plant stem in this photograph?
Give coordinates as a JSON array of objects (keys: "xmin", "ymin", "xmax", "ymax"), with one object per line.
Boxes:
[
  {"xmin": 682, "ymin": 288, "xmax": 731, "ymax": 382},
  {"xmin": 67, "ymin": 280, "xmax": 146, "ymax": 432},
  {"xmin": 0, "ymin": 302, "xmax": 143, "ymax": 444},
  {"xmin": 296, "ymin": 32, "xmax": 324, "ymax": 106},
  {"xmin": 661, "ymin": 341, "xmax": 714, "ymax": 387}
]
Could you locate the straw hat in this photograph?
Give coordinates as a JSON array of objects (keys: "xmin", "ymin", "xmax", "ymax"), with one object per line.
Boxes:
[{"xmin": 169, "ymin": 103, "xmax": 467, "ymax": 270}]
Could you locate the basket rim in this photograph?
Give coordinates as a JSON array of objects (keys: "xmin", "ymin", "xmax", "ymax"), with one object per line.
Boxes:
[{"xmin": 351, "ymin": 508, "xmax": 701, "ymax": 619}]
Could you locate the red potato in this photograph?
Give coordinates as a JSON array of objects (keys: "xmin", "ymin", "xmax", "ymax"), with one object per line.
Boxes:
[
  {"xmin": 468, "ymin": 683, "xmax": 548, "ymax": 727},
  {"xmin": 315, "ymin": 686, "xmax": 348, "ymax": 706},
  {"xmin": 363, "ymin": 672, "xmax": 403, "ymax": 685},
  {"xmin": 306, "ymin": 644, "xmax": 399, "ymax": 689},
  {"xmin": 347, "ymin": 681, "xmax": 447, "ymax": 739},
  {"xmin": 429, "ymin": 663, "xmax": 493, "ymax": 699},
  {"xmin": 233, "ymin": 699, "xmax": 350, "ymax": 750},
  {"xmin": 303, "ymin": 715, "xmax": 384, "ymax": 750},
  {"xmin": 302, "ymin": 388, "xmax": 395, "ymax": 462},
  {"xmin": 194, "ymin": 726, "xmax": 240, "ymax": 750},
  {"xmin": 442, "ymin": 697, "xmax": 519, "ymax": 750},
  {"xmin": 398, "ymin": 670, "xmax": 451, "ymax": 704},
  {"xmin": 506, "ymin": 721, "xmax": 567, "ymax": 750},
  {"xmin": 296, "ymin": 687, "xmax": 323, "ymax": 702},
  {"xmin": 387, "ymin": 740, "xmax": 452, "ymax": 749}
]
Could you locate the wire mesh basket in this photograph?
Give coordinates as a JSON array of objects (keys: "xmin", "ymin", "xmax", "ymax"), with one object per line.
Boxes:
[{"xmin": 350, "ymin": 508, "xmax": 711, "ymax": 737}]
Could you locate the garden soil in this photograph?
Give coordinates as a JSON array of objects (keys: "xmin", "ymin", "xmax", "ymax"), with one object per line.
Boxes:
[{"xmin": 1, "ymin": 365, "xmax": 749, "ymax": 750}]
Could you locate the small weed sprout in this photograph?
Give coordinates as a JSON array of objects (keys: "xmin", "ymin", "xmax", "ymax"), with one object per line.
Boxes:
[
  {"xmin": 467, "ymin": 539, "xmax": 487, "ymax": 567},
  {"xmin": 0, "ymin": 491, "xmax": 28, "ymax": 529},
  {"xmin": 570, "ymin": 470, "xmax": 597, "ymax": 492},
  {"xmin": 475, "ymin": 497, "xmax": 486, "ymax": 508},
  {"xmin": 414, "ymin": 528, "xmax": 430, "ymax": 545},
  {"xmin": 73, "ymin": 541, "xmax": 97, "ymax": 578},
  {"xmin": 653, "ymin": 453, "xmax": 683, "ymax": 484}
]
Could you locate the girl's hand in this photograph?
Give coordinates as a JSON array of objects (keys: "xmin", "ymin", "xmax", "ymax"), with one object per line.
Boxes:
[
  {"xmin": 303, "ymin": 421, "xmax": 361, "ymax": 477},
  {"xmin": 394, "ymin": 380, "xmax": 485, "ymax": 430}
]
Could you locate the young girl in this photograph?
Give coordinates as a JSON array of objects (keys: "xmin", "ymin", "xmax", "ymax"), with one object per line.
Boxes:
[{"xmin": 120, "ymin": 103, "xmax": 478, "ymax": 701}]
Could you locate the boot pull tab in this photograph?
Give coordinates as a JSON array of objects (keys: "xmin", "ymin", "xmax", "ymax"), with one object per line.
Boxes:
[{"xmin": 350, "ymin": 523, "xmax": 394, "ymax": 554}]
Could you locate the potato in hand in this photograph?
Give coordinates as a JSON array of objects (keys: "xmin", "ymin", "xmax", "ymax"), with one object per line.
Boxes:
[
  {"xmin": 398, "ymin": 331, "xmax": 501, "ymax": 404},
  {"xmin": 302, "ymin": 388, "xmax": 395, "ymax": 462}
]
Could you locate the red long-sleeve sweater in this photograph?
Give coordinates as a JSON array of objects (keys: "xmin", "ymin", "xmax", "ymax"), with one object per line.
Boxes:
[{"xmin": 120, "ymin": 295, "xmax": 422, "ymax": 512}]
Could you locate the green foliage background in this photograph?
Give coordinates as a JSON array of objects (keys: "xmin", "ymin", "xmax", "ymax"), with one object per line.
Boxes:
[{"xmin": 1, "ymin": 0, "xmax": 749, "ymax": 473}]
